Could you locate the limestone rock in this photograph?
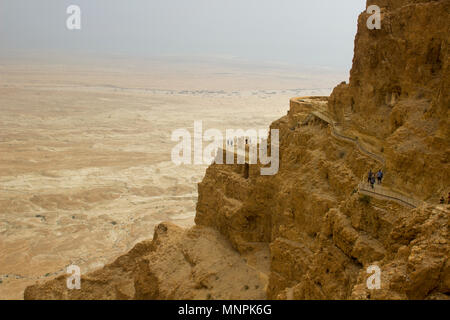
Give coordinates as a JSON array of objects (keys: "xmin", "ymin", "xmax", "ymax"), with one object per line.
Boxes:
[{"xmin": 24, "ymin": 223, "xmax": 269, "ymax": 300}]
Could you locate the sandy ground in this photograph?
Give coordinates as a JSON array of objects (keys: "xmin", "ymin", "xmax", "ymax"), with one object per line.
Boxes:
[{"xmin": 0, "ymin": 58, "xmax": 343, "ymax": 299}]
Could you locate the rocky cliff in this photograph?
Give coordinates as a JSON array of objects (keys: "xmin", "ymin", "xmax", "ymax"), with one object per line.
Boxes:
[{"xmin": 24, "ymin": 0, "xmax": 449, "ymax": 300}]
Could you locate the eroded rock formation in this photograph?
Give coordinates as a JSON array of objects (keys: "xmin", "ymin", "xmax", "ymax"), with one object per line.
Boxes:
[
  {"xmin": 24, "ymin": 0, "xmax": 449, "ymax": 300},
  {"xmin": 24, "ymin": 223, "xmax": 269, "ymax": 300}
]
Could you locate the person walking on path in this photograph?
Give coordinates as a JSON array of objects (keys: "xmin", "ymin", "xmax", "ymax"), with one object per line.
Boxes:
[
  {"xmin": 368, "ymin": 170, "xmax": 373, "ymax": 184},
  {"xmin": 440, "ymin": 196, "xmax": 445, "ymax": 204},
  {"xmin": 377, "ymin": 169, "xmax": 383, "ymax": 184},
  {"xmin": 370, "ymin": 176, "xmax": 376, "ymax": 189}
]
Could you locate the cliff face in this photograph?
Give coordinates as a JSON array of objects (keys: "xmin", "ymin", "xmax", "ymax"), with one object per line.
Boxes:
[
  {"xmin": 196, "ymin": 96, "xmax": 448, "ymax": 300},
  {"xmin": 196, "ymin": 0, "xmax": 449, "ymax": 300},
  {"xmin": 329, "ymin": 0, "xmax": 449, "ymax": 200},
  {"xmin": 25, "ymin": 0, "xmax": 449, "ymax": 300}
]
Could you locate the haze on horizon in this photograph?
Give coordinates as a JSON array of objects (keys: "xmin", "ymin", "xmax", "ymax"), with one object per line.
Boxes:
[{"xmin": 0, "ymin": 0, "xmax": 366, "ymax": 72}]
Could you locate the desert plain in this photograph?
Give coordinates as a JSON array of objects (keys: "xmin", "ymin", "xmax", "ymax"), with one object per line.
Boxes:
[{"xmin": 0, "ymin": 56, "xmax": 343, "ymax": 299}]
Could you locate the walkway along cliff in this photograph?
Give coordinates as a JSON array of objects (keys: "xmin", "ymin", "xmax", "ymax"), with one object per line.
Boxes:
[{"xmin": 24, "ymin": 0, "xmax": 449, "ymax": 300}]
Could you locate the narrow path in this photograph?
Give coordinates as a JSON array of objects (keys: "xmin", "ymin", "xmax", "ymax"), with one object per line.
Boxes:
[
  {"xmin": 358, "ymin": 182, "xmax": 422, "ymax": 209},
  {"xmin": 293, "ymin": 97, "xmax": 431, "ymax": 209},
  {"xmin": 303, "ymin": 102, "xmax": 385, "ymax": 166}
]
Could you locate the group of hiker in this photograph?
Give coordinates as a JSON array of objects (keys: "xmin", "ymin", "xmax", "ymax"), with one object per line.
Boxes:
[
  {"xmin": 367, "ymin": 169, "xmax": 448, "ymax": 206},
  {"xmin": 439, "ymin": 192, "xmax": 450, "ymax": 205},
  {"xmin": 367, "ymin": 169, "xmax": 383, "ymax": 189}
]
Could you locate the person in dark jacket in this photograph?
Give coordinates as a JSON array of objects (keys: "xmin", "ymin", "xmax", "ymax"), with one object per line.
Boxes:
[
  {"xmin": 370, "ymin": 176, "xmax": 376, "ymax": 189},
  {"xmin": 368, "ymin": 170, "xmax": 373, "ymax": 184}
]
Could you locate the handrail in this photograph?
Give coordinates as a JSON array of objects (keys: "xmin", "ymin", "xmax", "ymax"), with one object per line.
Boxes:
[
  {"xmin": 294, "ymin": 97, "xmax": 429, "ymax": 209},
  {"xmin": 358, "ymin": 182, "xmax": 422, "ymax": 209},
  {"xmin": 299, "ymin": 100, "xmax": 386, "ymax": 166}
]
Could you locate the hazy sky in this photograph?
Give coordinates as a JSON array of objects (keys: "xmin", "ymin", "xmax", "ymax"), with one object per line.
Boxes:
[{"xmin": 0, "ymin": 0, "xmax": 366, "ymax": 70}]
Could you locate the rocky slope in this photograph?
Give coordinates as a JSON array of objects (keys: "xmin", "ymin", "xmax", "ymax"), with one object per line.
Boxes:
[
  {"xmin": 24, "ymin": 223, "xmax": 270, "ymax": 300},
  {"xmin": 24, "ymin": 0, "xmax": 449, "ymax": 300}
]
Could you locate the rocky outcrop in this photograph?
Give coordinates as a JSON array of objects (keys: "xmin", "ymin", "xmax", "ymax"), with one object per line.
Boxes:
[
  {"xmin": 24, "ymin": 0, "xmax": 449, "ymax": 300},
  {"xmin": 24, "ymin": 223, "xmax": 269, "ymax": 300},
  {"xmin": 195, "ymin": 94, "xmax": 448, "ymax": 300}
]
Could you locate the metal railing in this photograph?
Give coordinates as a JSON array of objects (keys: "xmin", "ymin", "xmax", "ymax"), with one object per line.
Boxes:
[
  {"xmin": 296, "ymin": 98, "xmax": 386, "ymax": 167},
  {"xmin": 358, "ymin": 182, "xmax": 423, "ymax": 209},
  {"xmin": 293, "ymin": 97, "xmax": 428, "ymax": 209}
]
